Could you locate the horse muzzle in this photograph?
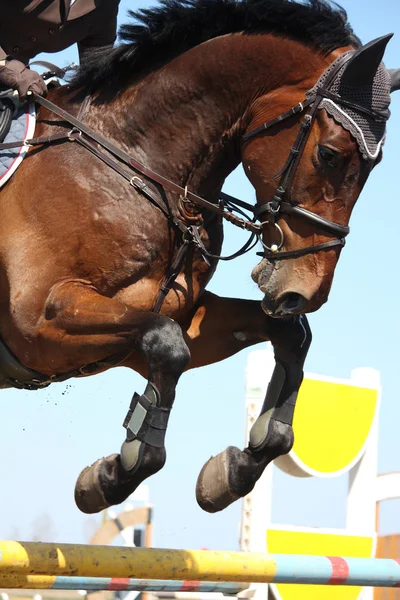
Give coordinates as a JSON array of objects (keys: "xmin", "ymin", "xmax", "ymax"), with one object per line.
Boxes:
[{"xmin": 261, "ymin": 290, "xmax": 307, "ymax": 317}]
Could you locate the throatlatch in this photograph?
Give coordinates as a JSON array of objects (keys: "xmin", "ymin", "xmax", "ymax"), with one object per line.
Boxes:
[
  {"xmin": 121, "ymin": 382, "xmax": 170, "ymax": 472},
  {"xmin": 249, "ymin": 316, "xmax": 312, "ymax": 452}
]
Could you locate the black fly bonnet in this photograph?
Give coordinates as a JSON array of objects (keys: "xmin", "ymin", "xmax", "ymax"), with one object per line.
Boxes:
[{"xmin": 312, "ymin": 51, "xmax": 391, "ymax": 161}]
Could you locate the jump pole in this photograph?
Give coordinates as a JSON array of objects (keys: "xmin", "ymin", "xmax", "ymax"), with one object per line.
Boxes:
[
  {"xmin": 1, "ymin": 542, "xmax": 400, "ymax": 587},
  {"xmin": 0, "ymin": 574, "xmax": 248, "ymax": 594}
]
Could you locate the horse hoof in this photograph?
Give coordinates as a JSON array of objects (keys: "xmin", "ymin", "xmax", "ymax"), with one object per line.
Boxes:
[
  {"xmin": 75, "ymin": 454, "xmax": 118, "ymax": 514},
  {"xmin": 196, "ymin": 447, "xmax": 241, "ymax": 513}
]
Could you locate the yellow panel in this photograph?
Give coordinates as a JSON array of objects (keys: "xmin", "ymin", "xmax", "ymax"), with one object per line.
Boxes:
[
  {"xmin": 267, "ymin": 529, "xmax": 375, "ymax": 600},
  {"xmin": 291, "ymin": 379, "xmax": 378, "ymax": 475}
]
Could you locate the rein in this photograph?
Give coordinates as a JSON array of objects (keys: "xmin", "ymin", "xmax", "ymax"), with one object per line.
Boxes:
[
  {"xmin": 0, "ymin": 92, "xmax": 265, "ymax": 313},
  {"xmin": 0, "ymin": 49, "xmax": 382, "ymax": 311},
  {"xmin": 27, "ymin": 95, "xmax": 262, "ymax": 235},
  {"xmin": 1, "ymin": 93, "xmax": 266, "ymax": 309}
]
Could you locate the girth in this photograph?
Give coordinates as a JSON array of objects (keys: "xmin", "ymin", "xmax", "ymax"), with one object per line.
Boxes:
[{"xmin": 0, "ymin": 334, "xmax": 128, "ymax": 391}]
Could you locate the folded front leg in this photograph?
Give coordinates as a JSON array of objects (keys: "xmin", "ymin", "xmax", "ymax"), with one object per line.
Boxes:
[{"xmin": 36, "ymin": 281, "xmax": 191, "ymax": 513}]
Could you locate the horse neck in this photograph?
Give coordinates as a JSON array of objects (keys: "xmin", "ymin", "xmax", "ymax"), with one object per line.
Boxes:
[{"xmin": 88, "ymin": 35, "xmax": 337, "ymax": 201}]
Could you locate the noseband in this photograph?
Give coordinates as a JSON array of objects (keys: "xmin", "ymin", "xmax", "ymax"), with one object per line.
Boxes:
[{"xmin": 243, "ymin": 51, "xmax": 385, "ymax": 260}]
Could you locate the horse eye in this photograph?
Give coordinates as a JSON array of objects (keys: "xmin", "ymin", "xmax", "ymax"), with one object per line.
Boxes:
[{"xmin": 318, "ymin": 145, "xmax": 340, "ymax": 168}]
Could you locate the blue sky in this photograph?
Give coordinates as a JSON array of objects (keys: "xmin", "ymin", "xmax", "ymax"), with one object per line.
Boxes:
[{"xmin": 0, "ymin": 0, "xmax": 399, "ymax": 551}]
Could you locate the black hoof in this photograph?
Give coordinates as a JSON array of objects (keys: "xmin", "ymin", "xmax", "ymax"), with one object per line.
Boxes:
[
  {"xmin": 196, "ymin": 446, "xmax": 242, "ymax": 513},
  {"xmin": 75, "ymin": 445, "xmax": 166, "ymax": 514},
  {"xmin": 75, "ymin": 455, "xmax": 115, "ymax": 514},
  {"xmin": 196, "ymin": 421, "xmax": 293, "ymax": 514}
]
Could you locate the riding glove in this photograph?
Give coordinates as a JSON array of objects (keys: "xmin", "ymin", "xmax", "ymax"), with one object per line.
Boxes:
[{"xmin": 0, "ymin": 59, "xmax": 47, "ymax": 100}]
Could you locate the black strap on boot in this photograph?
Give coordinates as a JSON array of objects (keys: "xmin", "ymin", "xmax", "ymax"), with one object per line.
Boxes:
[{"xmin": 123, "ymin": 383, "xmax": 170, "ymax": 448}]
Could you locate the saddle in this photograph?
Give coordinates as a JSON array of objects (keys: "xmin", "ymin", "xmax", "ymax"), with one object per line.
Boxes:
[
  {"xmin": 0, "ymin": 64, "xmax": 67, "ymax": 188},
  {"xmin": 0, "ymin": 60, "xmax": 76, "ymax": 147}
]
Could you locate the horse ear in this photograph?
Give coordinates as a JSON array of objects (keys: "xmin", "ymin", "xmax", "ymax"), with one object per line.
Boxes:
[
  {"xmin": 341, "ymin": 34, "xmax": 393, "ymax": 87},
  {"xmin": 389, "ymin": 69, "xmax": 400, "ymax": 92}
]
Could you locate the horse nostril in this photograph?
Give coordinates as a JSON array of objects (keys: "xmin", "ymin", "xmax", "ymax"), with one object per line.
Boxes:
[{"xmin": 275, "ymin": 292, "xmax": 306, "ymax": 316}]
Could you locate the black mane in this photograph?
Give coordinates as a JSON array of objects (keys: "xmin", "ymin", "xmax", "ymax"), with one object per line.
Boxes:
[{"xmin": 72, "ymin": 0, "xmax": 359, "ymax": 92}]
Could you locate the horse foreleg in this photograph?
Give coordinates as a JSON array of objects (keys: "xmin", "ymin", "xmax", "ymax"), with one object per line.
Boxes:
[
  {"xmin": 184, "ymin": 291, "xmax": 311, "ymax": 513},
  {"xmin": 40, "ymin": 282, "xmax": 190, "ymax": 513}
]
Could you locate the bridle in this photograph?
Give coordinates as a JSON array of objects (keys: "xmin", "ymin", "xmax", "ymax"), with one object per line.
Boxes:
[{"xmin": 242, "ymin": 50, "xmax": 387, "ymax": 260}]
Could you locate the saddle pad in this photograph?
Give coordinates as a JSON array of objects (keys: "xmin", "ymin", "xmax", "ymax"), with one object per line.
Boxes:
[{"xmin": 0, "ymin": 102, "xmax": 36, "ymax": 188}]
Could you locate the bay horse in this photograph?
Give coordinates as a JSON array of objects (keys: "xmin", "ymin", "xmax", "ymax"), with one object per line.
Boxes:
[{"xmin": 0, "ymin": 0, "xmax": 399, "ymax": 515}]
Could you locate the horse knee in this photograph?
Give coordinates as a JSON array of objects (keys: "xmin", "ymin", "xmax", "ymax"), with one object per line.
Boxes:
[{"xmin": 141, "ymin": 318, "xmax": 190, "ymax": 375}]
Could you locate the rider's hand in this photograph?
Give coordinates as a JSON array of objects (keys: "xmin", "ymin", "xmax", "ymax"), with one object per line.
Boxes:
[{"xmin": 0, "ymin": 59, "xmax": 47, "ymax": 100}]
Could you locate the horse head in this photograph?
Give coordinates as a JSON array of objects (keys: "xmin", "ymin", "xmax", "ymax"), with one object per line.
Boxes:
[{"xmin": 245, "ymin": 35, "xmax": 400, "ymax": 317}]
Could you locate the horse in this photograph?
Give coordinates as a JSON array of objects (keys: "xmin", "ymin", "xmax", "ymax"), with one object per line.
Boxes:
[{"xmin": 0, "ymin": 0, "xmax": 399, "ymax": 515}]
